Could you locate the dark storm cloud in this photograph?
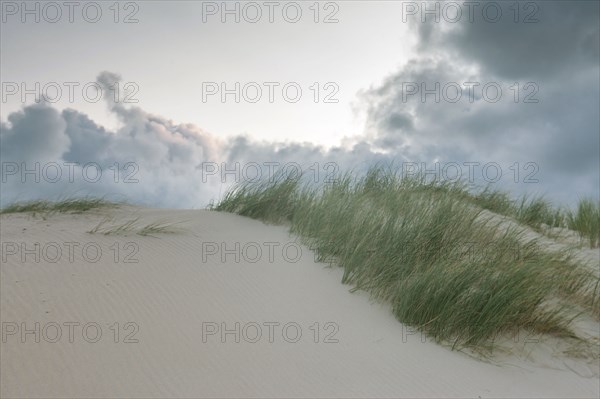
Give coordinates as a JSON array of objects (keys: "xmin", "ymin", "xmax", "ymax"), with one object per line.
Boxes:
[
  {"xmin": 414, "ymin": 0, "xmax": 599, "ymax": 79},
  {"xmin": 362, "ymin": 0, "xmax": 599, "ymax": 204}
]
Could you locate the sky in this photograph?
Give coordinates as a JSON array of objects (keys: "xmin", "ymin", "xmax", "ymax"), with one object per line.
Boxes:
[{"xmin": 1, "ymin": 0, "xmax": 599, "ymax": 208}]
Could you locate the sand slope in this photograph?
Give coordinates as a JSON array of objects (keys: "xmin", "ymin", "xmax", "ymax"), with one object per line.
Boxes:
[{"xmin": 1, "ymin": 206, "xmax": 598, "ymax": 398}]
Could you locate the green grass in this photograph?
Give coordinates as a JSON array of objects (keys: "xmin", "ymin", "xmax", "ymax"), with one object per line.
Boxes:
[
  {"xmin": 216, "ymin": 168, "xmax": 304, "ymax": 224},
  {"xmin": 567, "ymin": 198, "xmax": 600, "ymax": 248},
  {"xmin": 0, "ymin": 197, "xmax": 118, "ymax": 216},
  {"xmin": 138, "ymin": 221, "xmax": 184, "ymax": 236},
  {"xmin": 216, "ymin": 166, "xmax": 599, "ymax": 351},
  {"xmin": 469, "ymin": 189, "xmax": 600, "ymax": 248},
  {"xmin": 87, "ymin": 217, "xmax": 184, "ymax": 237},
  {"xmin": 470, "ymin": 189, "xmax": 562, "ymax": 229}
]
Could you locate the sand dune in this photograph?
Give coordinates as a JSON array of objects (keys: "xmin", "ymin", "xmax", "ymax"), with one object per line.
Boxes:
[{"xmin": 1, "ymin": 206, "xmax": 598, "ymax": 398}]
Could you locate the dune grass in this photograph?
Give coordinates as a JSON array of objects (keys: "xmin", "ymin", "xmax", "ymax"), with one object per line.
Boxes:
[
  {"xmin": 469, "ymin": 188, "xmax": 599, "ymax": 248},
  {"xmin": 567, "ymin": 199, "xmax": 600, "ymax": 248},
  {"xmin": 0, "ymin": 197, "xmax": 118, "ymax": 216},
  {"xmin": 87, "ymin": 217, "xmax": 184, "ymax": 237},
  {"xmin": 216, "ymin": 166, "xmax": 599, "ymax": 350},
  {"xmin": 470, "ymin": 189, "xmax": 562, "ymax": 230}
]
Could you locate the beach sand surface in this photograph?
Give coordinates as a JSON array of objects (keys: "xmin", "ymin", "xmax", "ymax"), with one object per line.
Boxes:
[{"xmin": 1, "ymin": 206, "xmax": 598, "ymax": 398}]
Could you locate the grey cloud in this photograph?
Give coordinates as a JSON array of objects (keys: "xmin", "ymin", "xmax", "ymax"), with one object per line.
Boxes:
[
  {"xmin": 361, "ymin": 1, "xmax": 599, "ymax": 205},
  {"xmin": 1, "ymin": 103, "xmax": 69, "ymax": 163},
  {"xmin": 415, "ymin": 0, "xmax": 599, "ymax": 80}
]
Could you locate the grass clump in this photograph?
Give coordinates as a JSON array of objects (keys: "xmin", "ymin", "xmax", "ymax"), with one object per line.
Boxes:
[
  {"xmin": 470, "ymin": 189, "xmax": 562, "ymax": 230},
  {"xmin": 217, "ymin": 168, "xmax": 304, "ymax": 224},
  {"xmin": 514, "ymin": 195, "xmax": 561, "ymax": 229},
  {"xmin": 1, "ymin": 197, "xmax": 117, "ymax": 216},
  {"xmin": 216, "ymin": 166, "xmax": 599, "ymax": 351},
  {"xmin": 469, "ymin": 189, "xmax": 600, "ymax": 248},
  {"xmin": 88, "ymin": 217, "xmax": 184, "ymax": 237},
  {"xmin": 567, "ymin": 198, "xmax": 600, "ymax": 248},
  {"xmin": 138, "ymin": 221, "xmax": 184, "ymax": 236}
]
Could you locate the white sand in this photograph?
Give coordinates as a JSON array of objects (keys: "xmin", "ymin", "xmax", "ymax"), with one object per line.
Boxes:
[{"xmin": 1, "ymin": 206, "xmax": 598, "ymax": 398}]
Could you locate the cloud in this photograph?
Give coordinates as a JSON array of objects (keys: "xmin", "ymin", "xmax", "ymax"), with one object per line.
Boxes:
[
  {"xmin": 361, "ymin": 0, "xmax": 599, "ymax": 204},
  {"xmin": 1, "ymin": 103, "xmax": 69, "ymax": 163},
  {"xmin": 413, "ymin": 0, "xmax": 599, "ymax": 80},
  {"xmin": 1, "ymin": 72, "xmax": 227, "ymax": 207},
  {"xmin": 2, "ymin": 1, "xmax": 599, "ymax": 212},
  {"xmin": 2, "ymin": 72, "xmax": 388, "ymax": 208}
]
